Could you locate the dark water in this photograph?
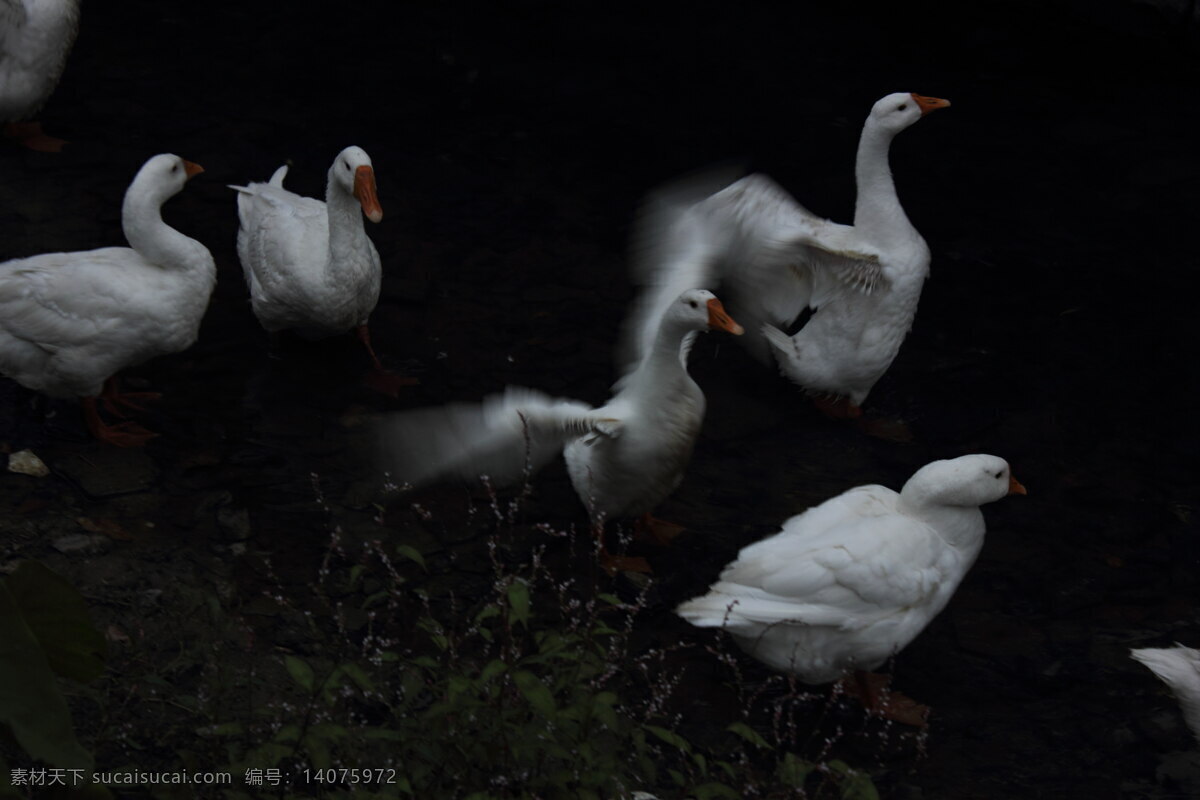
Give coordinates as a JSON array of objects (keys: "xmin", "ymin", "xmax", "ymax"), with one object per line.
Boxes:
[{"xmin": 2, "ymin": 1, "xmax": 1199, "ymax": 796}]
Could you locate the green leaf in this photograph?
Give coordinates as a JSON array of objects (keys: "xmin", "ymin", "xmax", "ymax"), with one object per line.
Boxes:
[
  {"xmin": 506, "ymin": 579, "xmax": 530, "ymax": 628},
  {"xmin": 394, "ymin": 545, "xmax": 426, "ymax": 570},
  {"xmin": 195, "ymin": 722, "xmax": 243, "ymax": 737},
  {"xmin": 283, "ymin": 655, "xmax": 315, "ymax": 692},
  {"xmin": 474, "ymin": 604, "xmax": 501, "ymax": 624},
  {"xmin": 777, "ymin": 752, "xmax": 814, "ymax": 788},
  {"xmin": 726, "ymin": 721, "xmax": 772, "ymax": 750},
  {"xmin": 644, "ymin": 724, "xmax": 691, "ymax": 753},
  {"xmin": 0, "ymin": 580, "xmax": 92, "ymax": 771},
  {"xmin": 826, "ymin": 760, "xmax": 880, "ymax": 800},
  {"xmin": 479, "ymin": 659, "xmax": 508, "ymax": 685},
  {"xmin": 693, "ymin": 782, "xmax": 743, "ymax": 800},
  {"xmin": 5, "ymin": 561, "xmax": 105, "ymax": 682},
  {"xmin": 511, "ymin": 670, "xmax": 556, "ymax": 718},
  {"xmin": 339, "ymin": 661, "xmax": 376, "ymax": 695}
]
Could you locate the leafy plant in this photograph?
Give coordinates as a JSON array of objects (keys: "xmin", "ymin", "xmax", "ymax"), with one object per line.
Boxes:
[{"xmin": 0, "ymin": 560, "xmax": 107, "ymax": 798}]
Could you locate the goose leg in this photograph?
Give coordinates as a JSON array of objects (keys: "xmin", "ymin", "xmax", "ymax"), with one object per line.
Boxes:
[
  {"xmin": 99, "ymin": 377, "xmax": 162, "ymax": 417},
  {"xmin": 812, "ymin": 394, "xmax": 863, "ymax": 420},
  {"xmin": 839, "ymin": 670, "xmax": 929, "ymax": 727},
  {"xmin": 593, "ymin": 522, "xmax": 651, "ymax": 575},
  {"xmin": 356, "ymin": 324, "xmax": 419, "ymax": 397},
  {"xmin": 634, "ymin": 513, "xmax": 685, "ymax": 546},
  {"xmin": 2, "ymin": 122, "xmax": 67, "ymax": 153},
  {"xmin": 81, "ymin": 397, "xmax": 157, "ymax": 448}
]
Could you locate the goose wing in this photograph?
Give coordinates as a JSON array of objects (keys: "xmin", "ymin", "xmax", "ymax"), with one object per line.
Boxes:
[{"xmin": 377, "ymin": 386, "xmax": 623, "ymax": 489}]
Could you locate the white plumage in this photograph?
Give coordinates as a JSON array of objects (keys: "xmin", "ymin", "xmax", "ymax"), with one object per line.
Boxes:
[
  {"xmin": 0, "ymin": 153, "xmax": 215, "ymax": 444},
  {"xmin": 1, "ymin": 0, "xmax": 79, "ymax": 149},
  {"xmin": 625, "ymin": 92, "xmax": 948, "ymax": 409},
  {"xmin": 677, "ymin": 454, "xmax": 1023, "ymax": 683},
  {"xmin": 1131, "ymin": 645, "xmax": 1200, "ymax": 744},
  {"xmin": 232, "ymin": 146, "xmax": 383, "ymax": 340},
  {"xmin": 379, "ymin": 289, "xmax": 743, "ymax": 528}
]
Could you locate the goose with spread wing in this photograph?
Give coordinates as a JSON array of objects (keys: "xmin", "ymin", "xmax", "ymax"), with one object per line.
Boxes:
[
  {"xmin": 0, "ymin": 154, "xmax": 215, "ymax": 445},
  {"xmin": 677, "ymin": 454, "xmax": 1024, "ymax": 724},
  {"xmin": 625, "ymin": 92, "xmax": 949, "ymax": 419},
  {"xmin": 379, "ymin": 288, "xmax": 743, "ymax": 572}
]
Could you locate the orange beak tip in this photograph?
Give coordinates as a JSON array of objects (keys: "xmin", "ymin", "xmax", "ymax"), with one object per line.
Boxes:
[
  {"xmin": 1009, "ymin": 476, "xmax": 1028, "ymax": 496},
  {"xmin": 911, "ymin": 93, "xmax": 951, "ymax": 115},
  {"xmin": 353, "ymin": 164, "xmax": 383, "ymax": 222},
  {"xmin": 183, "ymin": 160, "xmax": 204, "ymax": 178}
]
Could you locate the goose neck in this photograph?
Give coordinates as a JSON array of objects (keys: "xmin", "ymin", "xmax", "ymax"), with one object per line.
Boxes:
[{"xmin": 853, "ymin": 123, "xmax": 906, "ymax": 231}]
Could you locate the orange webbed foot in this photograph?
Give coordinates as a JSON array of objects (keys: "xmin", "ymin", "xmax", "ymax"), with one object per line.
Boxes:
[
  {"xmin": 3, "ymin": 122, "xmax": 67, "ymax": 153},
  {"xmin": 839, "ymin": 671, "xmax": 929, "ymax": 727},
  {"xmin": 634, "ymin": 513, "xmax": 685, "ymax": 546}
]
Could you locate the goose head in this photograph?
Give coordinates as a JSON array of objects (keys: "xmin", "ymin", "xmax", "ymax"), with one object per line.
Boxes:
[
  {"xmin": 868, "ymin": 92, "xmax": 951, "ymax": 135},
  {"xmin": 330, "ymin": 145, "xmax": 383, "ymax": 223},
  {"xmin": 125, "ymin": 153, "xmax": 203, "ymax": 207},
  {"xmin": 667, "ymin": 289, "xmax": 745, "ymax": 336},
  {"xmin": 901, "ymin": 454, "xmax": 1026, "ymax": 509}
]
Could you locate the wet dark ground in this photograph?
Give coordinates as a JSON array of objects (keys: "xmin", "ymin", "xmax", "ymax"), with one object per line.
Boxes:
[{"xmin": 3, "ymin": 1, "xmax": 1200, "ymax": 797}]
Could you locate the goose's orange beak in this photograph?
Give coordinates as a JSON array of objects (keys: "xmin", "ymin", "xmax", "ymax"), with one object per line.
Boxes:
[
  {"xmin": 183, "ymin": 161, "xmax": 204, "ymax": 178},
  {"xmin": 353, "ymin": 165, "xmax": 383, "ymax": 223},
  {"xmin": 1008, "ymin": 475, "xmax": 1027, "ymax": 496},
  {"xmin": 911, "ymin": 94, "xmax": 951, "ymax": 115},
  {"xmin": 706, "ymin": 298, "xmax": 744, "ymax": 335}
]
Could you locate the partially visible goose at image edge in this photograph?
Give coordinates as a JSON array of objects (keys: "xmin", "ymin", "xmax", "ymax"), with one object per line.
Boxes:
[
  {"xmin": 231, "ymin": 145, "xmax": 417, "ymax": 396},
  {"xmin": 0, "ymin": 0, "xmax": 80, "ymax": 151},
  {"xmin": 0, "ymin": 154, "xmax": 216, "ymax": 446},
  {"xmin": 1131, "ymin": 645, "xmax": 1200, "ymax": 744},
  {"xmin": 624, "ymin": 92, "xmax": 948, "ymax": 436},
  {"xmin": 378, "ymin": 289, "xmax": 744, "ymax": 574},
  {"xmin": 677, "ymin": 454, "xmax": 1024, "ymax": 725}
]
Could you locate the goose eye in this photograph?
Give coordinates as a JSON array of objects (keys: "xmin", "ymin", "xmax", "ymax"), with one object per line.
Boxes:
[
  {"xmin": 687, "ymin": 300, "xmax": 698, "ymax": 309},
  {"xmin": 898, "ymin": 103, "xmax": 908, "ymax": 112},
  {"xmin": 170, "ymin": 164, "xmax": 178, "ymax": 173},
  {"xmin": 344, "ymin": 161, "xmax": 352, "ymax": 171},
  {"xmin": 994, "ymin": 470, "xmax": 1004, "ymax": 479}
]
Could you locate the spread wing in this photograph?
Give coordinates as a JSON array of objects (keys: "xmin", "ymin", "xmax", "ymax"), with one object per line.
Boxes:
[
  {"xmin": 376, "ymin": 386, "xmax": 623, "ymax": 489},
  {"xmin": 623, "ymin": 171, "xmax": 886, "ymax": 366}
]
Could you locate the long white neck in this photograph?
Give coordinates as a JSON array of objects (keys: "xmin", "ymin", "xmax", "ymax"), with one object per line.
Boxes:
[
  {"xmin": 852, "ymin": 122, "xmax": 910, "ymax": 235},
  {"xmin": 624, "ymin": 317, "xmax": 694, "ymax": 397},
  {"xmin": 122, "ymin": 189, "xmax": 210, "ymax": 276},
  {"xmin": 324, "ymin": 172, "xmax": 371, "ymax": 272}
]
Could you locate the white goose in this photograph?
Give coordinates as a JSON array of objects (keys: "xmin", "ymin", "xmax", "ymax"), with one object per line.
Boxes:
[
  {"xmin": 231, "ymin": 146, "xmax": 412, "ymax": 392},
  {"xmin": 1131, "ymin": 645, "xmax": 1200, "ymax": 744},
  {"xmin": 0, "ymin": 153, "xmax": 215, "ymax": 445},
  {"xmin": 677, "ymin": 454, "xmax": 1024, "ymax": 722},
  {"xmin": 625, "ymin": 92, "xmax": 949, "ymax": 418},
  {"xmin": 379, "ymin": 289, "xmax": 744, "ymax": 571},
  {"xmin": 0, "ymin": 0, "xmax": 80, "ymax": 151}
]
